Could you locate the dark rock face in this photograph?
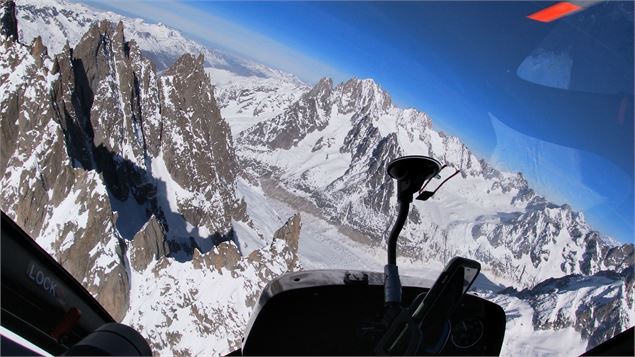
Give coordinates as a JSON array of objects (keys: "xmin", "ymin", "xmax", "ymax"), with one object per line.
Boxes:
[
  {"xmin": 1, "ymin": 17, "xmax": 135, "ymax": 320},
  {"xmin": 47, "ymin": 19, "xmax": 245, "ymax": 240},
  {"xmin": 1, "ymin": 0, "xmax": 18, "ymax": 40},
  {"xmin": 246, "ymin": 213, "xmax": 302, "ymax": 282},
  {"xmin": 50, "ymin": 43, "xmax": 94, "ymax": 169},
  {"xmin": 334, "ymin": 114, "xmax": 401, "ymax": 219},
  {"xmin": 131, "ymin": 215, "xmax": 169, "ymax": 271},
  {"xmin": 191, "ymin": 241, "xmax": 241, "ymax": 272},
  {"xmin": 89, "ymin": 238, "xmax": 130, "ymax": 322},
  {"xmin": 160, "ymin": 53, "xmax": 244, "ymax": 230},
  {"xmin": 1, "ymin": 14, "xmax": 246, "ymax": 323},
  {"xmin": 69, "ymin": 20, "xmax": 150, "ymax": 201},
  {"xmin": 212, "ymin": 242, "xmax": 242, "ymax": 271},
  {"xmin": 601, "ymin": 244, "xmax": 634, "ymax": 273},
  {"xmin": 272, "ymin": 213, "xmax": 301, "ymax": 269},
  {"xmin": 363, "ymin": 133, "xmax": 400, "ymax": 215}
]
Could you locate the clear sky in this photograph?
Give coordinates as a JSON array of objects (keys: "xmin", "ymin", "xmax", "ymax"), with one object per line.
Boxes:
[{"xmin": 85, "ymin": 1, "xmax": 634, "ymax": 243}]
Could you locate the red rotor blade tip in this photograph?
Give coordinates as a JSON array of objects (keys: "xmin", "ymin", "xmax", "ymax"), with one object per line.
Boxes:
[{"xmin": 528, "ymin": 2, "xmax": 582, "ymax": 23}]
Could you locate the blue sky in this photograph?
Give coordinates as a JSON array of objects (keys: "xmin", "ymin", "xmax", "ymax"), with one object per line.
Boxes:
[{"xmin": 86, "ymin": 1, "xmax": 633, "ymax": 243}]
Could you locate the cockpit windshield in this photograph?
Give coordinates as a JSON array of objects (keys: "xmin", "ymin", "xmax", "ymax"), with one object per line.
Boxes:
[{"xmin": 1, "ymin": 1, "xmax": 632, "ymax": 356}]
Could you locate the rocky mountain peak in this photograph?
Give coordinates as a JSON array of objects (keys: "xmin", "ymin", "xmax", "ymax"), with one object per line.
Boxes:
[
  {"xmin": 30, "ymin": 36, "xmax": 47, "ymax": 67},
  {"xmin": 74, "ymin": 19, "xmax": 130, "ymax": 91},
  {"xmin": 309, "ymin": 77, "xmax": 333, "ymax": 95},
  {"xmin": 114, "ymin": 20, "xmax": 125, "ymax": 41},
  {"xmin": 163, "ymin": 52, "xmax": 205, "ymax": 77},
  {"xmin": 159, "ymin": 50, "xmax": 242, "ymax": 230},
  {"xmin": 1, "ymin": 0, "xmax": 18, "ymax": 40},
  {"xmin": 130, "ymin": 215, "xmax": 169, "ymax": 271},
  {"xmin": 238, "ymin": 77, "xmax": 334, "ymax": 150},
  {"xmin": 1, "ymin": 17, "xmax": 135, "ymax": 322},
  {"xmin": 273, "ymin": 213, "xmax": 301, "ymax": 251},
  {"xmin": 336, "ymin": 77, "xmax": 392, "ymax": 115}
]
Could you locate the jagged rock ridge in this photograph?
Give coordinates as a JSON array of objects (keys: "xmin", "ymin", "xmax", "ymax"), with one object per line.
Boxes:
[{"xmin": 1, "ymin": 3, "xmax": 301, "ymax": 354}]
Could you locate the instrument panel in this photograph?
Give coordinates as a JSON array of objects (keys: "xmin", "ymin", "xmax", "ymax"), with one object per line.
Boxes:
[{"xmin": 241, "ymin": 270, "xmax": 505, "ymax": 355}]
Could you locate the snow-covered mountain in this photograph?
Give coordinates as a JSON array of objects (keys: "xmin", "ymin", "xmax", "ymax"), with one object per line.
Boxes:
[
  {"xmin": 492, "ymin": 268, "xmax": 633, "ymax": 352},
  {"xmin": 233, "ymin": 76, "xmax": 634, "ymax": 353},
  {"xmin": 14, "ymin": 0, "xmax": 309, "ymax": 138},
  {"xmin": 1, "ymin": 1, "xmax": 301, "ymax": 355},
  {"xmin": 15, "ymin": 0, "xmax": 301, "ymax": 79},
  {"xmin": 2, "ymin": 0, "xmax": 633, "ymax": 356},
  {"xmin": 236, "ymin": 76, "xmax": 631, "ymax": 285}
]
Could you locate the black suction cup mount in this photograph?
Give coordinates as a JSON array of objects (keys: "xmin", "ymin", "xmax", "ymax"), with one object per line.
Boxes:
[
  {"xmin": 383, "ymin": 156, "xmax": 442, "ymax": 313},
  {"xmin": 387, "ymin": 156, "xmax": 442, "ymax": 203}
]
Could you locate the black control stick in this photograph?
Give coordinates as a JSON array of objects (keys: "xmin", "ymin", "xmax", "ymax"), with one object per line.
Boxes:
[{"xmin": 376, "ymin": 257, "xmax": 481, "ymax": 355}]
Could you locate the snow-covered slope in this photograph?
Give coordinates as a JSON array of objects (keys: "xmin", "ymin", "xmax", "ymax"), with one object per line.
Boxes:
[
  {"xmin": 207, "ymin": 67, "xmax": 309, "ymax": 136},
  {"xmin": 489, "ymin": 268, "xmax": 634, "ymax": 354}
]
